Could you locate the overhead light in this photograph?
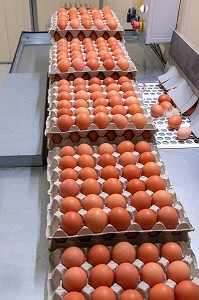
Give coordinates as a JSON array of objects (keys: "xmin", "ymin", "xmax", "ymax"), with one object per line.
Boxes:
[{"xmin": 140, "ymin": 4, "xmax": 148, "ymax": 13}]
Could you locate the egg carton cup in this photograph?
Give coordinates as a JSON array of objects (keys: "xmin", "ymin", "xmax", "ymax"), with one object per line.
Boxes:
[
  {"xmin": 46, "ymin": 175, "xmax": 193, "ymax": 239},
  {"xmin": 49, "ymin": 11, "xmax": 124, "ymax": 39},
  {"xmin": 47, "ymin": 132, "xmax": 156, "ymax": 150},
  {"xmin": 47, "ymin": 143, "xmax": 161, "ymax": 182},
  {"xmin": 47, "ymin": 81, "xmax": 142, "ymax": 106},
  {"xmin": 47, "ymin": 241, "xmax": 199, "ymax": 300}
]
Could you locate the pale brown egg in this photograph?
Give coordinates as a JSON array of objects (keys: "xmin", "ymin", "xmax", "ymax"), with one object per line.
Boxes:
[
  {"xmin": 125, "ymin": 96, "xmax": 139, "ymax": 106},
  {"xmin": 84, "ymin": 208, "xmax": 108, "ymax": 233},
  {"xmin": 158, "ymin": 93, "xmax": 172, "ymax": 103},
  {"xmin": 117, "ymin": 58, "xmax": 129, "ymax": 71},
  {"xmin": 151, "ymin": 104, "xmax": 164, "ymax": 117},
  {"xmin": 119, "ymin": 152, "xmax": 136, "ymax": 166},
  {"xmin": 74, "ymin": 90, "xmax": 88, "ymax": 100}
]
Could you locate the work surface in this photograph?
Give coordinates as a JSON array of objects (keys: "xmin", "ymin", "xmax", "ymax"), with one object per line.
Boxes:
[{"xmin": 0, "ymin": 32, "xmax": 199, "ymax": 300}]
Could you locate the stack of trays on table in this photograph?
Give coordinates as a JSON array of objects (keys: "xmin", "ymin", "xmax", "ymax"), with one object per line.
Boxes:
[{"xmin": 45, "ymin": 5, "xmax": 199, "ymax": 300}]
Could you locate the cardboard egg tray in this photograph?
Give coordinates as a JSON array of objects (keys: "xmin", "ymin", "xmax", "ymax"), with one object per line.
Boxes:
[
  {"xmin": 47, "ymin": 131, "xmax": 155, "ymax": 150},
  {"xmin": 46, "ymin": 143, "xmax": 193, "ymax": 239},
  {"xmin": 48, "ymin": 43, "xmax": 138, "ymax": 78},
  {"xmin": 47, "ymin": 240, "xmax": 199, "ymax": 300},
  {"xmin": 49, "ymin": 10, "xmax": 124, "ymax": 40}
]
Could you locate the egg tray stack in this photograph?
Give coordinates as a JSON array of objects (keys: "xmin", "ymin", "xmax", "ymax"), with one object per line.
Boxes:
[
  {"xmin": 49, "ymin": 8, "xmax": 124, "ymax": 41},
  {"xmin": 45, "ymin": 80, "xmax": 156, "ymax": 143},
  {"xmin": 48, "ymin": 239, "xmax": 199, "ymax": 300},
  {"xmin": 46, "ymin": 142, "xmax": 193, "ymax": 240},
  {"xmin": 48, "ymin": 40, "xmax": 138, "ymax": 80}
]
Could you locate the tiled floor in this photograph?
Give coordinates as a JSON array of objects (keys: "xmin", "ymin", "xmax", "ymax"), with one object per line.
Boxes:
[{"xmin": 0, "ymin": 64, "xmax": 11, "ymax": 91}]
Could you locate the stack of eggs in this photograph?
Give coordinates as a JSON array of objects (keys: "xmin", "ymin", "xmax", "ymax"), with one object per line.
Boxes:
[{"xmin": 46, "ymin": 5, "xmax": 199, "ymax": 300}]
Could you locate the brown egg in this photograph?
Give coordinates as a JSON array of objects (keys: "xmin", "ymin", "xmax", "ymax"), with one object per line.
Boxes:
[
  {"xmin": 126, "ymin": 179, "xmax": 145, "ymax": 194},
  {"xmin": 89, "ymin": 264, "xmax": 114, "ymax": 288},
  {"xmin": 84, "ymin": 208, "xmax": 108, "ymax": 233},
  {"xmin": 57, "ymin": 107, "xmax": 72, "ymax": 117},
  {"xmin": 119, "ymin": 152, "xmax": 136, "ymax": 166},
  {"xmin": 98, "ymin": 143, "xmax": 114, "ymax": 155},
  {"xmin": 120, "ymin": 82, "xmax": 134, "ymax": 92},
  {"xmin": 58, "ymin": 79, "xmax": 70, "ymax": 87},
  {"xmin": 138, "ymin": 152, "xmax": 156, "ymax": 164},
  {"xmin": 86, "ymin": 59, "xmax": 100, "ymax": 70},
  {"xmin": 94, "ymin": 19, "xmax": 104, "ymax": 30},
  {"xmin": 112, "ymin": 114, "xmax": 128, "ymax": 129},
  {"xmin": 57, "ymin": 19, "xmax": 67, "ymax": 30},
  {"xmin": 135, "ymin": 141, "xmax": 151, "ymax": 154},
  {"xmin": 70, "ymin": 132, "xmax": 80, "ymax": 143},
  {"xmin": 60, "ymin": 146, "xmax": 76, "ymax": 157},
  {"xmin": 61, "ymin": 212, "xmax": 82, "ymax": 235},
  {"xmin": 130, "ymin": 191, "xmax": 152, "ymax": 211},
  {"xmin": 60, "ymin": 196, "xmax": 81, "ymax": 213},
  {"xmin": 89, "ymin": 84, "xmax": 102, "ymax": 93},
  {"xmin": 117, "ymin": 141, "xmax": 134, "ymax": 154},
  {"xmin": 146, "ymin": 175, "xmax": 166, "ymax": 192},
  {"xmin": 57, "ymin": 91, "xmax": 72, "ymax": 101},
  {"xmin": 158, "ymin": 93, "xmax": 172, "ymax": 103},
  {"xmin": 74, "ymin": 84, "xmax": 87, "ymax": 93},
  {"xmin": 60, "ymin": 179, "xmax": 80, "ymax": 197},
  {"xmin": 122, "ymin": 164, "xmax": 141, "ymax": 181},
  {"xmin": 103, "ymin": 178, "xmax": 122, "ymax": 195},
  {"xmin": 157, "ymin": 206, "xmax": 178, "ymax": 229},
  {"xmin": 63, "ymin": 267, "xmax": 87, "ymax": 291},
  {"xmin": 98, "ymin": 153, "xmax": 116, "ymax": 167},
  {"xmin": 148, "ymin": 283, "xmax": 175, "ymax": 300},
  {"xmin": 82, "ymin": 194, "xmax": 104, "ymax": 210},
  {"xmin": 79, "ymin": 167, "xmax": 98, "ymax": 181},
  {"xmin": 137, "ymin": 243, "xmax": 159, "ymax": 263},
  {"xmin": 93, "ymin": 98, "xmax": 108, "ymax": 108},
  {"xmin": 123, "ymin": 90, "xmax": 137, "ymax": 98},
  {"xmin": 152, "ymin": 190, "xmax": 173, "ymax": 207},
  {"xmin": 103, "ymin": 59, "xmax": 115, "ymax": 70},
  {"xmin": 118, "ymin": 76, "xmax": 130, "ymax": 85},
  {"xmin": 82, "ymin": 19, "xmax": 92, "ymax": 29},
  {"xmin": 57, "ymin": 59, "xmax": 71, "ymax": 72},
  {"xmin": 89, "ymin": 77, "xmax": 101, "ymax": 85},
  {"xmin": 135, "ymin": 209, "xmax": 157, "ymax": 229},
  {"xmin": 141, "ymin": 262, "xmax": 164, "ymax": 287},
  {"xmin": 131, "ymin": 113, "xmax": 147, "ymax": 129},
  {"xmin": 160, "ymin": 242, "xmax": 182, "ymax": 262},
  {"xmin": 108, "ymin": 207, "xmax": 131, "ymax": 230},
  {"xmin": 125, "ymin": 96, "xmax": 139, "ymax": 106},
  {"xmin": 60, "ymin": 168, "xmax": 78, "ymax": 181},
  {"xmin": 59, "ymin": 156, "xmax": 77, "ymax": 170},
  {"xmin": 104, "ymin": 77, "xmax": 115, "ymax": 86},
  {"xmin": 106, "ymin": 90, "xmax": 119, "ymax": 99},
  {"xmin": 74, "ymin": 90, "xmax": 88, "ymax": 100},
  {"xmin": 120, "ymin": 290, "xmax": 143, "ymax": 300},
  {"xmin": 81, "ymin": 178, "xmax": 101, "ymax": 195},
  {"xmin": 94, "ymin": 112, "xmax": 110, "ymax": 128},
  {"xmin": 109, "ymin": 95, "xmax": 123, "ymax": 107},
  {"xmin": 175, "ymin": 280, "xmax": 199, "ymax": 300},
  {"xmin": 73, "ymin": 99, "xmax": 88, "ymax": 109},
  {"xmin": 76, "ymin": 144, "xmax": 93, "ymax": 156},
  {"xmin": 106, "ymin": 83, "xmax": 120, "ymax": 93},
  {"xmin": 167, "ymin": 261, "xmax": 191, "ymax": 283},
  {"xmin": 77, "ymin": 154, "xmax": 95, "ymax": 168},
  {"xmin": 93, "ymin": 105, "xmax": 109, "ymax": 115},
  {"xmin": 106, "ymin": 194, "xmax": 126, "ymax": 208},
  {"xmin": 101, "ymin": 166, "xmax": 120, "ymax": 180},
  {"xmin": 91, "ymin": 286, "xmax": 116, "ymax": 300},
  {"xmin": 160, "ymin": 101, "xmax": 173, "ymax": 111},
  {"xmin": 142, "ymin": 162, "xmax": 161, "ymax": 177},
  {"xmin": 74, "ymin": 78, "xmax": 86, "ymax": 86},
  {"xmin": 168, "ymin": 115, "xmax": 182, "ymax": 129},
  {"xmin": 75, "ymin": 113, "xmax": 92, "ymax": 130},
  {"xmin": 63, "ymin": 292, "xmax": 86, "ymax": 300},
  {"xmin": 107, "ymin": 18, "xmax": 117, "ymax": 30},
  {"xmin": 128, "ymin": 104, "xmax": 142, "ymax": 115},
  {"xmin": 117, "ymin": 58, "xmax": 129, "ymax": 71},
  {"xmin": 115, "ymin": 263, "xmax": 139, "ymax": 289},
  {"xmin": 58, "ymin": 85, "xmax": 71, "ymax": 93},
  {"xmin": 112, "ymin": 105, "xmax": 127, "ymax": 115},
  {"xmin": 87, "ymin": 245, "xmax": 111, "ymax": 266},
  {"xmin": 91, "ymin": 91, "xmax": 104, "ymax": 101},
  {"xmin": 100, "ymin": 52, "xmax": 113, "ymax": 62},
  {"xmin": 151, "ymin": 104, "xmax": 164, "ymax": 117},
  {"xmin": 57, "ymin": 100, "xmax": 72, "ymax": 110},
  {"xmin": 61, "ymin": 247, "xmax": 85, "ymax": 268},
  {"xmin": 112, "ymin": 242, "xmax": 136, "ymax": 264}
]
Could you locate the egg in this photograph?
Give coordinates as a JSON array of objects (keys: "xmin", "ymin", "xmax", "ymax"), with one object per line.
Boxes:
[
  {"xmin": 160, "ymin": 101, "xmax": 173, "ymax": 111},
  {"xmin": 112, "ymin": 114, "xmax": 128, "ymax": 129},
  {"xmin": 142, "ymin": 162, "xmax": 161, "ymax": 177},
  {"xmin": 57, "ymin": 19, "xmax": 67, "ymax": 30},
  {"xmin": 152, "ymin": 190, "xmax": 173, "ymax": 207},
  {"xmin": 138, "ymin": 152, "xmax": 156, "ymax": 164},
  {"xmin": 107, "ymin": 18, "xmax": 117, "ymax": 30},
  {"xmin": 103, "ymin": 59, "xmax": 115, "ymax": 70},
  {"xmin": 63, "ymin": 292, "xmax": 86, "ymax": 300},
  {"xmin": 60, "ymin": 168, "xmax": 78, "ymax": 181},
  {"xmin": 126, "ymin": 178, "xmax": 145, "ymax": 194},
  {"xmin": 91, "ymin": 286, "xmax": 116, "ymax": 300},
  {"xmin": 57, "ymin": 59, "xmax": 71, "ymax": 72},
  {"xmin": 59, "ymin": 156, "xmax": 77, "ymax": 170},
  {"xmin": 148, "ymin": 283, "xmax": 175, "ymax": 300},
  {"xmin": 61, "ymin": 247, "xmax": 85, "ymax": 268},
  {"xmin": 108, "ymin": 207, "xmax": 131, "ymax": 230},
  {"xmin": 93, "ymin": 105, "xmax": 109, "ymax": 115},
  {"xmin": 79, "ymin": 167, "xmax": 98, "ymax": 181},
  {"xmin": 137, "ymin": 243, "xmax": 159, "ymax": 263},
  {"xmin": 114, "ymin": 263, "xmax": 139, "ymax": 289},
  {"xmin": 103, "ymin": 178, "xmax": 123, "ymax": 195},
  {"xmin": 177, "ymin": 126, "xmax": 191, "ymax": 140},
  {"xmin": 75, "ymin": 113, "xmax": 92, "ymax": 130},
  {"xmin": 77, "ymin": 154, "xmax": 95, "ymax": 168},
  {"xmin": 60, "ymin": 146, "xmax": 76, "ymax": 157},
  {"xmin": 74, "ymin": 90, "xmax": 88, "ymax": 100},
  {"xmin": 84, "ymin": 208, "xmax": 108, "ymax": 233},
  {"xmin": 117, "ymin": 58, "xmax": 129, "ymax": 71},
  {"xmin": 116, "ymin": 141, "xmax": 134, "ymax": 154},
  {"xmin": 89, "ymin": 264, "xmax": 114, "ymax": 288},
  {"xmin": 112, "ymin": 105, "xmax": 127, "ymax": 115},
  {"xmin": 157, "ymin": 206, "xmax": 178, "ymax": 229},
  {"xmin": 168, "ymin": 115, "xmax": 182, "ymax": 129},
  {"xmin": 82, "ymin": 194, "xmax": 103, "ymax": 210},
  {"xmin": 118, "ymin": 76, "xmax": 130, "ymax": 85},
  {"xmin": 73, "ymin": 99, "xmax": 88, "ymax": 109},
  {"xmin": 98, "ymin": 143, "xmax": 114, "ymax": 155},
  {"xmin": 135, "ymin": 141, "xmax": 151, "ymax": 153},
  {"xmin": 151, "ymin": 104, "xmax": 164, "ymax": 117},
  {"xmin": 94, "ymin": 112, "xmax": 110, "ymax": 129},
  {"xmin": 130, "ymin": 191, "xmax": 152, "ymax": 211},
  {"xmin": 57, "ymin": 91, "xmax": 72, "ymax": 101},
  {"xmin": 62, "ymin": 267, "xmax": 87, "ymax": 291},
  {"xmin": 160, "ymin": 242, "xmax": 182, "ymax": 262},
  {"xmin": 59, "ymin": 196, "xmax": 81, "ymax": 213},
  {"xmin": 76, "ymin": 144, "xmax": 93, "ymax": 156},
  {"xmin": 112, "ymin": 242, "xmax": 136, "ymax": 264},
  {"xmin": 81, "ymin": 178, "xmax": 101, "ymax": 195},
  {"xmin": 175, "ymin": 280, "xmax": 199, "ymax": 300},
  {"xmin": 141, "ymin": 262, "xmax": 164, "ymax": 287},
  {"xmin": 93, "ymin": 98, "xmax": 108, "ymax": 107},
  {"xmin": 122, "ymin": 165, "xmax": 141, "ymax": 181},
  {"xmin": 74, "ymin": 78, "xmax": 86, "ymax": 86},
  {"xmin": 104, "ymin": 77, "xmax": 115, "ymax": 86},
  {"xmin": 123, "ymin": 90, "xmax": 137, "ymax": 98},
  {"xmin": 120, "ymin": 82, "xmax": 134, "ymax": 92},
  {"xmin": 101, "ymin": 166, "xmax": 120, "ymax": 180},
  {"xmin": 61, "ymin": 212, "xmax": 83, "ymax": 235},
  {"xmin": 94, "ymin": 19, "xmax": 104, "ymax": 30},
  {"xmin": 109, "ymin": 95, "xmax": 123, "ymax": 107},
  {"xmin": 91, "ymin": 91, "xmax": 104, "ymax": 101},
  {"xmin": 120, "ymin": 290, "xmax": 143, "ymax": 300},
  {"xmin": 58, "ymin": 85, "xmax": 71, "ymax": 93},
  {"xmin": 87, "ymin": 244, "xmax": 111, "ymax": 266},
  {"xmin": 158, "ymin": 93, "xmax": 172, "ymax": 103},
  {"xmin": 86, "ymin": 59, "xmax": 100, "ymax": 70},
  {"xmin": 107, "ymin": 90, "xmax": 119, "ymax": 99},
  {"xmin": 131, "ymin": 113, "xmax": 147, "ymax": 129},
  {"xmin": 106, "ymin": 194, "xmax": 126, "ymax": 208},
  {"xmin": 135, "ymin": 209, "xmax": 157, "ymax": 229},
  {"xmin": 60, "ymin": 179, "xmax": 80, "ymax": 197},
  {"xmin": 167, "ymin": 261, "xmax": 191, "ymax": 283}
]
